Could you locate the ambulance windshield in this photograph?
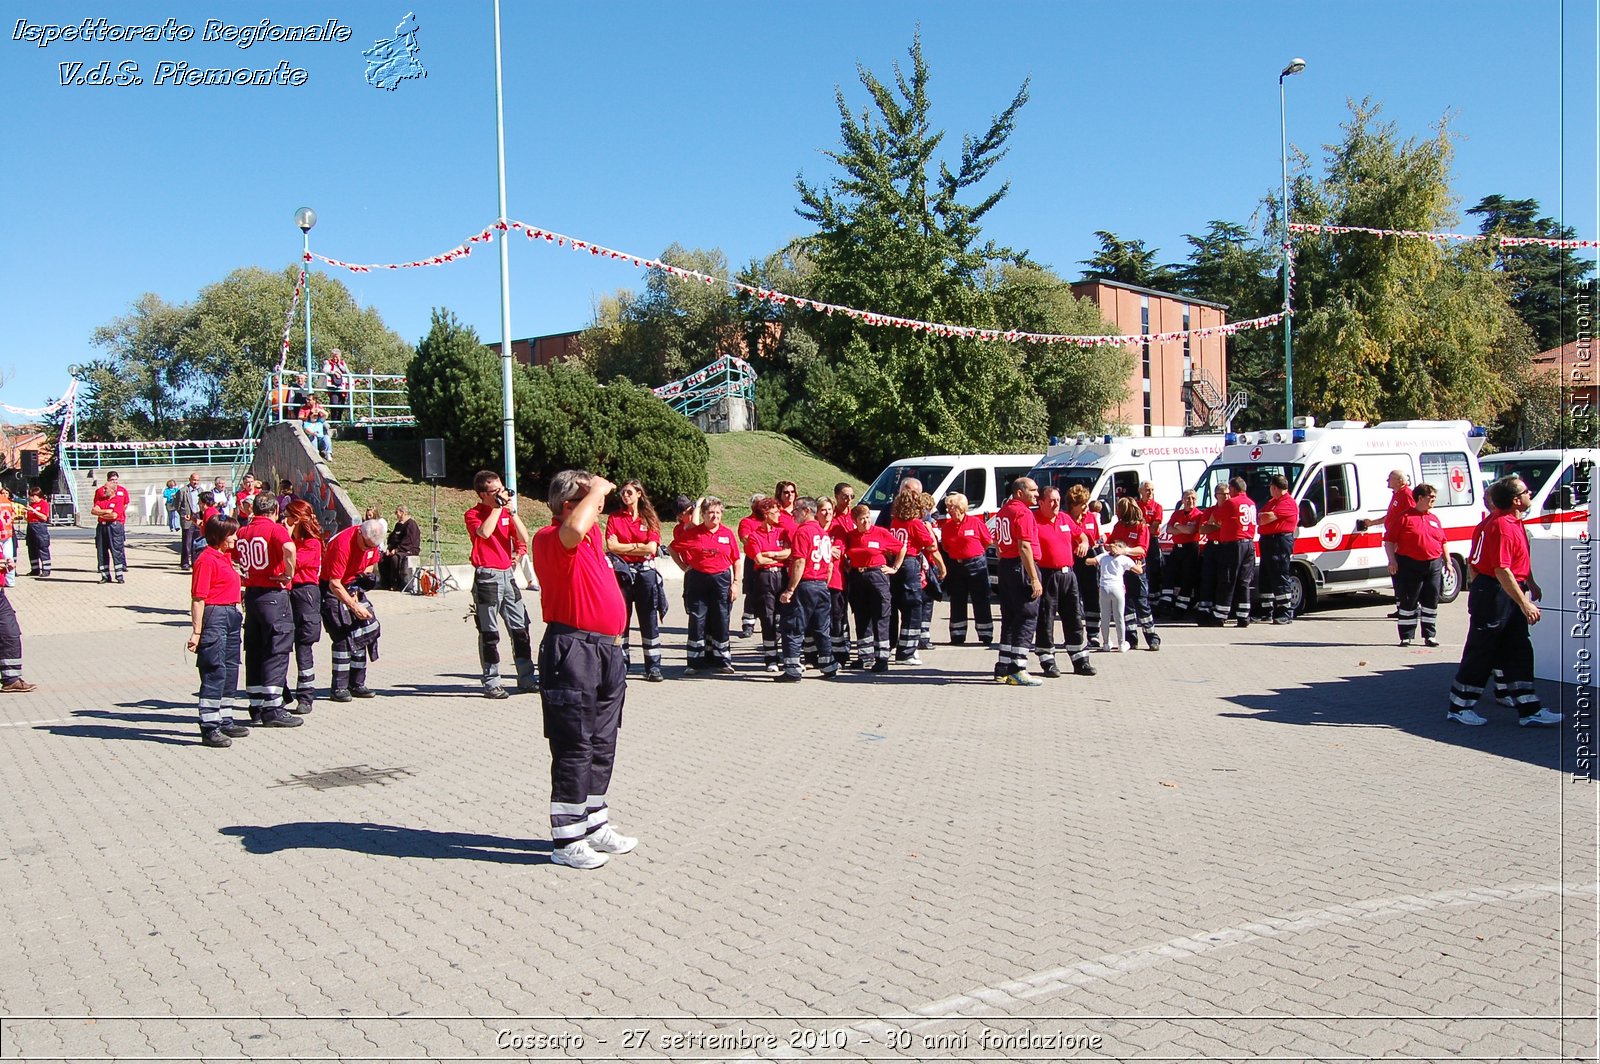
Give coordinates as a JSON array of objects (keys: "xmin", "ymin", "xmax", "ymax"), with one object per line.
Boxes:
[
  {"xmin": 1478, "ymin": 457, "xmax": 1560, "ymax": 499},
  {"xmin": 1198, "ymin": 464, "xmax": 1305, "ymax": 507},
  {"xmin": 1034, "ymin": 467, "xmax": 1099, "ymax": 498},
  {"xmin": 863, "ymin": 464, "xmax": 951, "ymax": 510}
]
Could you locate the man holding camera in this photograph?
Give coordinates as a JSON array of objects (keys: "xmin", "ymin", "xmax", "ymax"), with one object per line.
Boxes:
[{"xmin": 465, "ymin": 471, "xmax": 537, "ymax": 698}]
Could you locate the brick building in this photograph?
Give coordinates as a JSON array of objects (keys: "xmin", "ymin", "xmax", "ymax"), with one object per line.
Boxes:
[{"xmin": 1068, "ymin": 279, "xmax": 1231, "ymax": 437}]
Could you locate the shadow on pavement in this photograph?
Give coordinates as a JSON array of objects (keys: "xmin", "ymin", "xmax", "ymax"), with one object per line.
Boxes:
[
  {"xmin": 1218, "ymin": 660, "xmax": 1583, "ymax": 774},
  {"xmin": 39, "ymin": 722, "xmax": 197, "ymax": 746},
  {"xmin": 220, "ymin": 822, "xmax": 553, "ymax": 862},
  {"xmin": 113, "ymin": 604, "xmax": 190, "ymax": 617}
]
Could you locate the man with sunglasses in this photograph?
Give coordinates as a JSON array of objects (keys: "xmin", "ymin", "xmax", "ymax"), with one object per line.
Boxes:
[
  {"xmin": 90, "ymin": 471, "xmax": 130, "ymax": 583},
  {"xmin": 1446, "ymin": 476, "xmax": 1562, "ymax": 727}
]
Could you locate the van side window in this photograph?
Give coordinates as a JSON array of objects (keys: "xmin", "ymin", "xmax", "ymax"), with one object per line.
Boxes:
[
  {"xmin": 1550, "ymin": 461, "xmax": 1593, "ymax": 511},
  {"xmin": 1421, "ymin": 451, "xmax": 1475, "ymax": 507},
  {"xmin": 1302, "ymin": 465, "xmax": 1357, "ymax": 524},
  {"xmin": 996, "ymin": 467, "xmax": 1034, "ymax": 499},
  {"xmin": 1111, "ymin": 469, "xmax": 1140, "ymax": 502},
  {"xmin": 955, "ymin": 467, "xmax": 990, "ymax": 510}
]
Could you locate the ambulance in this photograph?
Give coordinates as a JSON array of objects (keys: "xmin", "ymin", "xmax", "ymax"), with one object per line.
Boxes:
[
  {"xmin": 1028, "ymin": 434, "xmax": 1228, "ymax": 517},
  {"xmin": 1476, "ymin": 448, "xmax": 1596, "ymax": 541},
  {"xmin": 1196, "ymin": 419, "xmax": 1487, "ymax": 614}
]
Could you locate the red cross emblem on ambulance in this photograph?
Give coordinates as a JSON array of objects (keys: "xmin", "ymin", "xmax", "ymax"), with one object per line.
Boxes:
[
  {"xmin": 1450, "ymin": 467, "xmax": 1465, "ymax": 490},
  {"xmin": 1250, "ymin": 446, "xmax": 1263, "ymax": 460},
  {"xmin": 1319, "ymin": 524, "xmax": 1342, "ymax": 548}
]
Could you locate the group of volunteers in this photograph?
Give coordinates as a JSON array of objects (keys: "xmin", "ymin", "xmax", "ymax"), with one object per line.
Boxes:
[{"xmin": 184, "ymin": 473, "xmax": 388, "ymax": 748}]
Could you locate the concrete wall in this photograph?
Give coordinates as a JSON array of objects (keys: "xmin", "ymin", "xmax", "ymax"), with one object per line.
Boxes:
[
  {"xmin": 73, "ymin": 465, "xmax": 237, "ymax": 526},
  {"xmin": 250, "ymin": 423, "xmax": 363, "ymax": 533},
  {"xmin": 693, "ymin": 396, "xmax": 755, "ymax": 434}
]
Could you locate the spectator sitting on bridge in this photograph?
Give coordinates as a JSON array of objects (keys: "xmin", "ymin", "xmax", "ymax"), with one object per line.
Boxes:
[{"xmin": 301, "ymin": 399, "xmax": 332, "ymax": 460}]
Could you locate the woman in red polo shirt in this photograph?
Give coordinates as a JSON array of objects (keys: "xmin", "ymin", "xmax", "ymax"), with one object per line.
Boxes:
[
  {"xmin": 938, "ymin": 492, "xmax": 993, "ymax": 645},
  {"xmin": 673, "ymin": 496, "xmax": 741, "ymax": 674},
  {"xmin": 284, "ymin": 501, "xmax": 324, "ymax": 714},
  {"xmin": 186, "ymin": 515, "xmax": 250, "ymax": 748}
]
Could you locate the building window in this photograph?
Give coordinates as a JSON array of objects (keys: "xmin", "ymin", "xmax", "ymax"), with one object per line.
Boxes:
[
  {"xmin": 1182, "ymin": 305, "xmax": 1192, "ymax": 425},
  {"xmin": 1141, "ymin": 297, "xmax": 1151, "ymax": 434}
]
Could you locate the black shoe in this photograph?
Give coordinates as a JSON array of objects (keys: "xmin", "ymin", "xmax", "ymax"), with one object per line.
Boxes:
[
  {"xmin": 918, "ymin": 638, "xmax": 934, "ymax": 650},
  {"xmin": 717, "ymin": 663, "xmax": 737, "ymax": 675},
  {"xmin": 99, "ymin": 576, "xmax": 111, "ymax": 584},
  {"xmin": 1386, "ymin": 610, "xmax": 1400, "ymax": 619},
  {"xmin": 1041, "ymin": 663, "xmax": 1062, "ymax": 678},
  {"xmin": 200, "ymin": 730, "xmax": 232, "ymax": 748},
  {"xmin": 330, "ymin": 690, "xmax": 353, "ymax": 703},
  {"xmin": 219, "ymin": 723, "xmax": 250, "ymax": 738},
  {"xmin": 1146, "ymin": 633, "xmax": 1161, "ymax": 651},
  {"xmin": 1086, "ymin": 637, "xmax": 1102, "ymax": 649},
  {"xmin": 1073, "ymin": 660, "xmax": 1097, "ymax": 677},
  {"xmin": 645, "ymin": 668, "xmax": 665, "ymax": 682},
  {"xmin": 1424, "ymin": 637, "xmax": 1440, "ymax": 648},
  {"xmin": 949, "ymin": 638, "xmax": 968, "ymax": 646},
  {"xmin": 804, "ymin": 654, "xmax": 819, "ymax": 668},
  {"xmin": 979, "ymin": 637, "xmax": 994, "ymax": 645},
  {"xmin": 775, "ymin": 671, "xmax": 802, "ymax": 683},
  {"xmin": 519, "ymin": 680, "xmax": 541, "ymax": 694},
  {"xmin": 870, "ymin": 659, "xmax": 889, "ymax": 674},
  {"xmin": 291, "ymin": 699, "xmax": 313, "ymax": 715},
  {"xmin": 740, "ymin": 625, "xmax": 755, "ymax": 639},
  {"xmin": 259, "ymin": 709, "xmax": 303, "ymax": 728},
  {"xmin": 178, "ymin": 566, "xmax": 190, "ymax": 573},
  {"xmin": 350, "ymin": 686, "xmax": 375, "ymax": 699},
  {"xmin": 820, "ymin": 667, "xmax": 841, "ymax": 678},
  {"xmin": 116, "ymin": 576, "xmax": 126, "ymax": 584},
  {"xmin": 1126, "ymin": 630, "xmax": 1139, "ymax": 649},
  {"xmin": 849, "ymin": 658, "xmax": 870, "ymax": 670},
  {"xmin": 835, "ymin": 655, "xmax": 852, "ymax": 669},
  {"xmin": 248, "ymin": 710, "xmax": 263, "ymax": 724},
  {"xmin": 484, "ymin": 685, "xmax": 510, "ymax": 700},
  {"xmin": 1236, "ymin": 619, "xmax": 1251, "ymax": 628}
]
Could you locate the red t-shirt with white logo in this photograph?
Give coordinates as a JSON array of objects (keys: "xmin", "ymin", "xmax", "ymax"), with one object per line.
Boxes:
[
  {"xmin": 1033, "ymin": 509, "xmax": 1076, "ymax": 569},
  {"xmin": 1139, "ymin": 498, "xmax": 1163, "ymax": 533},
  {"xmin": 236, "ymin": 516, "xmax": 292, "ymax": 589},
  {"xmin": 826, "ymin": 514, "xmax": 856, "ymax": 590},
  {"xmin": 532, "ymin": 523, "xmax": 627, "ymax": 636},
  {"xmin": 191, "ymin": 546, "xmax": 242, "ymax": 606},
  {"xmin": 1383, "ymin": 485, "xmax": 1416, "ymax": 544},
  {"xmin": 94, "ymin": 484, "xmax": 129, "ymax": 524},
  {"xmin": 607, "ymin": 512, "xmax": 660, "ymax": 551},
  {"xmin": 1261, "ymin": 494, "xmax": 1299, "ymax": 535},
  {"xmin": 744, "ymin": 524, "xmax": 790, "ymax": 570},
  {"xmin": 1468, "ymin": 509, "xmax": 1530, "ymax": 581},
  {"xmin": 1396, "ymin": 510, "xmax": 1446, "ymax": 562},
  {"xmin": 677, "ymin": 523, "xmax": 740, "ymax": 574},
  {"xmin": 1106, "ymin": 520, "xmax": 1150, "ymax": 555},
  {"xmin": 890, "ymin": 517, "xmax": 936, "ymax": 563},
  {"xmin": 938, "ymin": 514, "xmax": 992, "ymax": 561},
  {"xmin": 848, "ymin": 525, "xmax": 902, "ymax": 568},
  {"xmin": 1211, "ymin": 495, "xmax": 1258, "ymax": 542},
  {"xmin": 1168, "ymin": 506, "xmax": 1206, "ymax": 546},
  {"xmin": 323, "ymin": 526, "xmax": 380, "ymax": 585},
  {"xmin": 994, "ymin": 498, "xmax": 1037, "ymax": 561},
  {"xmin": 791, "ymin": 520, "xmax": 833, "ymax": 581},
  {"xmin": 465, "ymin": 503, "xmax": 521, "ymax": 570}
]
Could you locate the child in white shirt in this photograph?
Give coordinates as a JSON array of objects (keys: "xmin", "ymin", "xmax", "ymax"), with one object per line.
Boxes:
[{"xmin": 1095, "ymin": 545, "xmax": 1143, "ymax": 651}]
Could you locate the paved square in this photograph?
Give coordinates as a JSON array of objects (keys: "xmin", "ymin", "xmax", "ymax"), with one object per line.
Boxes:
[{"xmin": 0, "ymin": 530, "xmax": 1593, "ymax": 1061}]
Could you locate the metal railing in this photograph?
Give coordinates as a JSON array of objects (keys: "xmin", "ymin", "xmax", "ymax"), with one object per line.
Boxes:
[
  {"xmin": 653, "ymin": 354, "xmax": 756, "ymax": 420},
  {"xmin": 264, "ymin": 369, "xmax": 415, "ymax": 428},
  {"xmin": 60, "ymin": 440, "xmax": 256, "ymax": 468}
]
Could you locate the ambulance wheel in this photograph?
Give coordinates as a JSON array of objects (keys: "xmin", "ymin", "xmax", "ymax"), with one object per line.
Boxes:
[
  {"xmin": 1439, "ymin": 555, "xmax": 1465, "ymax": 604},
  {"xmin": 1291, "ymin": 567, "xmax": 1316, "ymax": 615}
]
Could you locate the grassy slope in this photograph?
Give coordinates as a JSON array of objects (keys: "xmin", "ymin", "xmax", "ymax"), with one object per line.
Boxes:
[
  {"xmin": 330, "ymin": 439, "xmax": 552, "ymax": 565},
  {"xmin": 332, "ymin": 431, "xmax": 863, "ymax": 562},
  {"xmin": 704, "ymin": 431, "xmax": 867, "ymax": 508}
]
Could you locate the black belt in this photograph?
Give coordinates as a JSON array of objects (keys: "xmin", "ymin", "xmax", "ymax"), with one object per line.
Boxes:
[{"xmin": 545, "ymin": 621, "xmax": 624, "ymax": 646}]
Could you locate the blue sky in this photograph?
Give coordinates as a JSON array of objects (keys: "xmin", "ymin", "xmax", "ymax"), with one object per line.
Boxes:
[{"xmin": 1, "ymin": 0, "xmax": 1595, "ymax": 414}]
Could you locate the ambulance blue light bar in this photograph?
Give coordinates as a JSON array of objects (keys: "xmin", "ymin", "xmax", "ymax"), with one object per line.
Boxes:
[
  {"xmin": 1468, "ymin": 426, "xmax": 1487, "ymax": 437},
  {"xmin": 1292, "ymin": 429, "xmax": 1307, "ymax": 443},
  {"xmin": 1225, "ymin": 432, "xmax": 1238, "ymax": 445}
]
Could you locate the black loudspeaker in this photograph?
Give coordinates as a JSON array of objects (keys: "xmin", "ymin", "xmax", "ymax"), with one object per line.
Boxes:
[
  {"xmin": 19, "ymin": 451, "xmax": 38, "ymax": 478},
  {"xmin": 421, "ymin": 438, "xmax": 446, "ymax": 480}
]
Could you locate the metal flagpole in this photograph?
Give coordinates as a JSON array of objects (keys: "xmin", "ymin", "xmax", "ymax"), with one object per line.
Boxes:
[{"xmin": 492, "ymin": 0, "xmax": 518, "ymax": 505}]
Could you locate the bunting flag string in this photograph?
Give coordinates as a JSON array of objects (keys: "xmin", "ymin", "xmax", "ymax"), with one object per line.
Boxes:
[
  {"xmin": 315, "ymin": 219, "xmax": 1286, "ymax": 347},
  {"xmin": 64, "ymin": 438, "xmax": 255, "ymax": 450},
  {"xmin": 277, "ymin": 267, "xmax": 307, "ymax": 371},
  {"xmin": 0, "ymin": 392, "xmax": 74, "ymax": 418},
  {"xmin": 1289, "ymin": 222, "xmax": 1600, "ymax": 248}
]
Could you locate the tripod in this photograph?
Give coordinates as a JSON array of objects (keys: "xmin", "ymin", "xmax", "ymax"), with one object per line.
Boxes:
[{"xmin": 423, "ymin": 478, "xmax": 461, "ymax": 595}]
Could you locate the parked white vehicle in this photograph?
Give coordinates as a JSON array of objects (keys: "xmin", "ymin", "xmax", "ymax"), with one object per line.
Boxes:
[
  {"xmin": 1476, "ymin": 448, "xmax": 1596, "ymax": 539},
  {"xmin": 1028, "ymin": 434, "xmax": 1227, "ymax": 519},
  {"xmin": 1198, "ymin": 419, "xmax": 1487, "ymax": 614},
  {"xmin": 861, "ymin": 453, "xmax": 1044, "ymax": 525}
]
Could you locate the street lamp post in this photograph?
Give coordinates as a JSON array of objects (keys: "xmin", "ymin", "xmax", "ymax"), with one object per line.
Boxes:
[
  {"xmin": 492, "ymin": 0, "xmax": 518, "ymax": 502},
  {"xmin": 294, "ymin": 207, "xmax": 317, "ymax": 394},
  {"xmin": 1279, "ymin": 57, "xmax": 1305, "ymax": 429}
]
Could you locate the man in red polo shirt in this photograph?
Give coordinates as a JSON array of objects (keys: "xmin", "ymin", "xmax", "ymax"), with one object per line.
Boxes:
[
  {"xmin": 1198, "ymin": 478, "xmax": 1257, "ymax": 627},
  {"xmin": 993, "ymin": 477, "xmax": 1043, "ymax": 686},
  {"xmin": 1137, "ymin": 481, "xmax": 1164, "ymax": 611},
  {"xmin": 322, "ymin": 518, "xmax": 385, "ymax": 701},
  {"xmin": 91, "ymin": 471, "xmax": 130, "ymax": 582},
  {"xmin": 1257, "ymin": 474, "xmax": 1300, "ymax": 624},
  {"xmin": 1032, "ymin": 486, "xmax": 1095, "ymax": 678},
  {"xmin": 532, "ymin": 469, "xmax": 635, "ymax": 870},
  {"xmin": 236, "ymin": 494, "xmax": 301, "ymax": 727},
  {"xmin": 466, "ymin": 470, "xmax": 536, "ymax": 699},
  {"xmin": 1447, "ymin": 476, "xmax": 1562, "ymax": 727},
  {"xmin": 776, "ymin": 496, "xmax": 837, "ymax": 682}
]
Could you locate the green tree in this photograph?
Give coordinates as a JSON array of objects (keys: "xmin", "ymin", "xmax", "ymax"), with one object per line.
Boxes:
[
  {"xmin": 787, "ymin": 33, "xmax": 1062, "ymax": 470},
  {"xmin": 1078, "ymin": 231, "xmax": 1180, "ymax": 290},
  {"xmin": 406, "ymin": 309, "xmax": 509, "ymax": 479},
  {"xmin": 577, "ymin": 246, "xmax": 741, "ymax": 387},
  {"xmin": 1468, "ymin": 194, "xmax": 1597, "ymax": 351},
  {"xmin": 85, "ymin": 294, "xmax": 196, "ymax": 439},
  {"xmin": 1287, "ymin": 100, "xmax": 1530, "ymax": 425}
]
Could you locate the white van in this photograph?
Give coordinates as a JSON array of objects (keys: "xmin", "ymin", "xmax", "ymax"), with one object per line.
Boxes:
[
  {"xmin": 1198, "ymin": 419, "xmax": 1487, "ymax": 614},
  {"xmin": 861, "ymin": 453, "xmax": 1044, "ymax": 524},
  {"xmin": 1476, "ymin": 448, "xmax": 1596, "ymax": 540},
  {"xmin": 1028, "ymin": 434, "xmax": 1227, "ymax": 519}
]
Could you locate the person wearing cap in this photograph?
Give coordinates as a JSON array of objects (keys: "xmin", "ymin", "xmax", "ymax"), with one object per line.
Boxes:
[
  {"xmin": 531, "ymin": 469, "xmax": 636, "ymax": 870},
  {"xmin": 91, "ymin": 471, "xmax": 130, "ymax": 582}
]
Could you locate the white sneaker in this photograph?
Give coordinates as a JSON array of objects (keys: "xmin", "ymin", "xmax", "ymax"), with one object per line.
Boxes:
[
  {"xmin": 550, "ymin": 840, "xmax": 609, "ymax": 869},
  {"xmin": 1494, "ymin": 692, "xmax": 1516, "ymax": 707},
  {"xmin": 1447, "ymin": 708, "xmax": 1488, "ymax": 726},
  {"xmin": 587, "ymin": 824, "xmax": 638, "ymax": 854},
  {"xmin": 904, "ymin": 654, "xmax": 924, "ymax": 666},
  {"xmin": 1519, "ymin": 708, "xmax": 1564, "ymax": 727},
  {"xmin": 765, "ymin": 663, "xmax": 781, "ymax": 675},
  {"xmin": 1119, "ymin": 644, "xmax": 1130, "ymax": 654}
]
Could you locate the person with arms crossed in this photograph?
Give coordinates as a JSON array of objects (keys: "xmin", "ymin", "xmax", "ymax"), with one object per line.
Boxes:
[
  {"xmin": 91, "ymin": 471, "xmax": 130, "ymax": 582},
  {"xmin": 24, "ymin": 486, "xmax": 50, "ymax": 578},
  {"xmin": 1257, "ymin": 475, "xmax": 1299, "ymax": 624},
  {"xmin": 1032, "ymin": 486, "xmax": 1095, "ymax": 677},
  {"xmin": 775, "ymin": 497, "xmax": 838, "ymax": 682},
  {"xmin": 605, "ymin": 479, "xmax": 668, "ymax": 683},
  {"xmin": 993, "ymin": 477, "xmax": 1044, "ymax": 686},
  {"xmin": 532, "ymin": 470, "xmax": 637, "ymax": 870},
  {"xmin": 237, "ymin": 494, "xmax": 301, "ymax": 728}
]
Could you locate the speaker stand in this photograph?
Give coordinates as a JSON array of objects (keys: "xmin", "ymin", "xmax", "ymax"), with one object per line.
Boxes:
[{"xmin": 425, "ymin": 478, "xmax": 461, "ymax": 594}]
